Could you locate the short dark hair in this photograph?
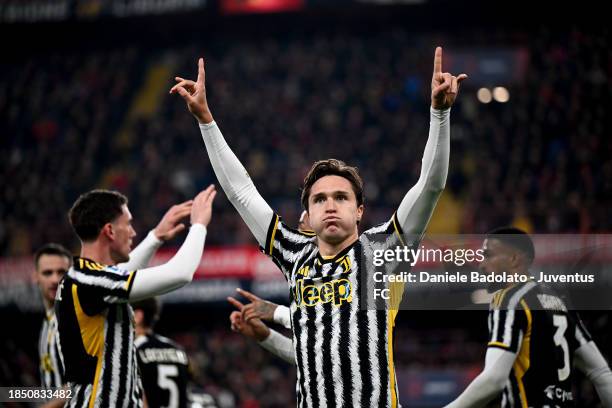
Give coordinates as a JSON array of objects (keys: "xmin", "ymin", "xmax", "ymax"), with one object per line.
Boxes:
[
  {"xmin": 68, "ymin": 189, "xmax": 128, "ymax": 242},
  {"xmin": 131, "ymin": 298, "xmax": 161, "ymax": 328},
  {"xmin": 487, "ymin": 227, "xmax": 535, "ymax": 263},
  {"xmin": 34, "ymin": 243, "xmax": 72, "ymax": 269},
  {"xmin": 301, "ymin": 159, "xmax": 364, "ymax": 211}
]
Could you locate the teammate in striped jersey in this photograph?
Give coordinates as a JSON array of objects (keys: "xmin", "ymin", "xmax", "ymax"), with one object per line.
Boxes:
[
  {"xmin": 173, "ymin": 47, "xmax": 466, "ymax": 407},
  {"xmin": 56, "ymin": 186, "xmax": 216, "ymax": 408},
  {"xmin": 34, "ymin": 243, "xmax": 72, "ymax": 408},
  {"xmin": 445, "ymin": 228, "xmax": 612, "ymax": 408}
]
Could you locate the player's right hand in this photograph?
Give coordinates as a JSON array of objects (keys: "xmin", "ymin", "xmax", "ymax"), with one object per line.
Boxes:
[
  {"xmin": 228, "ymin": 298, "xmax": 271, "ymax": 342},
  {"xmin": 153, "ymin": 200, "xmax": 193, "ymax": 241},
  {"xmin": 190, "ymin": 185, "xmax": 216, "ymax": 227},
  {"xmin": 235, "ymin": 288, "xmax": 278, "ymax": 323},
  {"xmin": 170, "ymin": 58, "xmax": 214, "ymax": 124}
]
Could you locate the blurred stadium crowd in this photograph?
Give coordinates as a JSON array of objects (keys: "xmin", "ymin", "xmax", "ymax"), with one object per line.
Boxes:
[
  {"xmin": 2, "ymin": 25, "xmax": 610, "ymax": 257},
  {"xmin": 1, "ymin": 10, "xmax": 610, "ymax": 408}
]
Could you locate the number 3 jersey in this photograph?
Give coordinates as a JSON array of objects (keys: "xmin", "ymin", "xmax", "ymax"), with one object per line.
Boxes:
[
  {"xmin": 135, "ymin": 333, "xmax": 190, "ymax": 408},
  {"xmin": 488, "ymin": 280, "xmax": 592, "ymax": 408}
]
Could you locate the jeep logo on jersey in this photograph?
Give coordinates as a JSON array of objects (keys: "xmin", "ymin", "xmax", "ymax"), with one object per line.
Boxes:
[{"xmin": 294, "ymin": 278, "xmax": 352, "ymax": 307}]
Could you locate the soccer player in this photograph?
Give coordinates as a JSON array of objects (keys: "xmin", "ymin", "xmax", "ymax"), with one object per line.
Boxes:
[
  {"xmin": 444, "ymin": 227, "xmax": 612, "ymax": 408},
  {"xmin": 173, "ymin": 47, "xmax": 465, "ymax": 407},
  {"xmin": 133, "ymin": 298, "xmax": 190, "ymax": 408},
  {"xmin": 34, "ymin": 243, "xmax": 72, "ymax": 408},
  {"xmin": 228, "ymin": 288, "xmax": 294, "ymax": 364},
  {"xmin": 34, "ymin": 201, "xmax": 201, "ymax": 407},
  {"xmin": 56, "ymin": 186, "xmax": 216, "ymax": 408}
]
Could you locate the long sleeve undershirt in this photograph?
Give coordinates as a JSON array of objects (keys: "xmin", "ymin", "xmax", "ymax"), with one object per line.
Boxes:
[
  {"xmin": 198, "ymin": 107, "xmax": 450, "ymax": 245},
  {"xmin": 575, "ymin": 341, "xmax": 612, "ymax": 406},
  {"xmin": 129, "ymin": 224, "xmax": 206, "ymax": 301},
  {"xmin": 259, "ymin": 329, "xmax": 295, "ymax": 365},
  {"xmin": 273, "ymin": 305, "xmax": 292, "ymax": 329},
  {"xmin": 444, "ymin": 348, "xmax": 516, "ymax": 408}
]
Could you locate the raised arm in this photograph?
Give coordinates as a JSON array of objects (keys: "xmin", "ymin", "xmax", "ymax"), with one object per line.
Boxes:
[
  {"xmin": 396, "ymin": 47, "xmax": 467, "ymax": 237},
  {"xmin": 171, "ymin": 58, "xmax": 273, "ymax": 247},
  {"xmin": 129, "ymin": 186, "xmax": 216, "ymax": 301},
  {"xmin": 119, "ymin": 200, "xmax": 192, "ymax": 270}
]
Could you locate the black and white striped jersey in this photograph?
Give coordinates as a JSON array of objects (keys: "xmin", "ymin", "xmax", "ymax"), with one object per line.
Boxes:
[
  {"xmin": 55, "ymin": 257, "xmax": 144, "ymax": 408},
  {"xmin": 135, "ymin": 333, "xmax": 190, "ymax": 408},
  {"xmin": 488, "ymin": 281, "xmax": 592, "ymax": 408},
  {"xmin": 263, "ymin": 213, "xmax": 408, "ymax": 408},
  {"xmin": 39, "ymin": 310, "xmax": 64, "ymax": 388}
]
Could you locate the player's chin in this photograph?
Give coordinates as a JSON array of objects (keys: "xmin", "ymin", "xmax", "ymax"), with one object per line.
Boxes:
[{"xmin": 322, "ymin": 229, "xmax": 349, "ymax": 244}]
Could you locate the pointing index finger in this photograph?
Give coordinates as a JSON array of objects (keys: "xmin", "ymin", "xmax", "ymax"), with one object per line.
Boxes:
[
  {"xmin": 433, "ymin": 46, "xmax": 443, "ymax": 75},
  {"xmin": 197, "ymin": 58, "xmax": 205, "ymax": 86},
  {"xmin": 237, "ymin": 288, "xmax": 260, "ymax": 302}
]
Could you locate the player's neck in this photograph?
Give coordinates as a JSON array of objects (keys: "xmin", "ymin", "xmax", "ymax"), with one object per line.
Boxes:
[
  {"xmin": 318, "ymin": 230, "xmax": 359, "ymax": 258},
  {"xmin": 43, "ymin": 298, "xmax": 54, "ymax": 313},
  {"xmin": 80, "ymin": 241, "xmax": 115, "ymax": 266}
]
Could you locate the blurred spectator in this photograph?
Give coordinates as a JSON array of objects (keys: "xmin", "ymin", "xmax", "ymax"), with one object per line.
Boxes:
[{"xmin": 1, "ymin": 26, "xmax": 610, "ymax": 257}]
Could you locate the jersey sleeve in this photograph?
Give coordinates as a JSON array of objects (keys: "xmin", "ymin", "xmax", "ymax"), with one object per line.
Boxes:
[
  {"xmin": 487, "ymin": 289, "xmax": 528, "ymax": 353},
  {"xmin": 262, "ymin": 213, "xmax": 316, "ymax": 280},
  {"xmin": 68, "ymin": 259, "xmax": 137, "ymax": 315},
  {"xmin": 362, "ymin": 212, "xmax": 407, "ymax": 247},
  {"xmin": 570, "ymin": 310, "xmax": 593, "ymax": 350},
  {"xmin": 361, "ymin": 213, "xmax": 416, "ymax": 323}
]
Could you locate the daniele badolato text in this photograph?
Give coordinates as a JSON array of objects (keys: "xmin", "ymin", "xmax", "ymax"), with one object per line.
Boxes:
[
  {"xmin": 371, "ymin": 247, "xmax": 595, "ymax": 286},
  {"xmin": 372, "ymin": 270, "xmax": 596, "ymax": 284}
]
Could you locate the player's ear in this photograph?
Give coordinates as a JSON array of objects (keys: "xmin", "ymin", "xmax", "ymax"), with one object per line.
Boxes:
[
  {"xmin": 356, "ymin": 205, "xmax": 364, "ymax": 225},
  {"xmin": 101, "ymin": 223, "xmax": 114, "ymax": 241}
]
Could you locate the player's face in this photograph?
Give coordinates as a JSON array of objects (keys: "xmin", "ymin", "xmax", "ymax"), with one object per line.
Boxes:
[
  {"xmin": 109, "ymin": 205, "xmax": 136, "ymax": 264},
  {"xmin": 479, "ymin": 238, "xmax": 514, "ymax": 275},
  {"xmin": 35, "ymin": 254, "xmax": 70, "ymax": 306},
  {"xmin": 307, "ymin": 175, "xmax": 363, "ymax": 245}
]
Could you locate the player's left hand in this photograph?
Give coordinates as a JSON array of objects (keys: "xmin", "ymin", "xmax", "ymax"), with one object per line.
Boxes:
[
  {"xmin": 431, "ymin": 46, "xmax": 468, "ymax": 110},
  {"xmin": 154, "ymin": 200, "xmax": 193, "ymax": 241}
]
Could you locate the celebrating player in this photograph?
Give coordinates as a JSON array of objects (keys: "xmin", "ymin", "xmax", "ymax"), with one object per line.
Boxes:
[
  {"xmin": 56, "ymin": 186, "xmax": 216, "ymax": 408},
  {"xmin": 173, "ymin": 47, "xmax": 466, "ymax": 407},
  {"xmin": 34, "ymin": 200, "xmax": 209, "ymax": 407},
  {"xmin": 444, "ymin": 228, "xmax": 612, "ymax": 408}
]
